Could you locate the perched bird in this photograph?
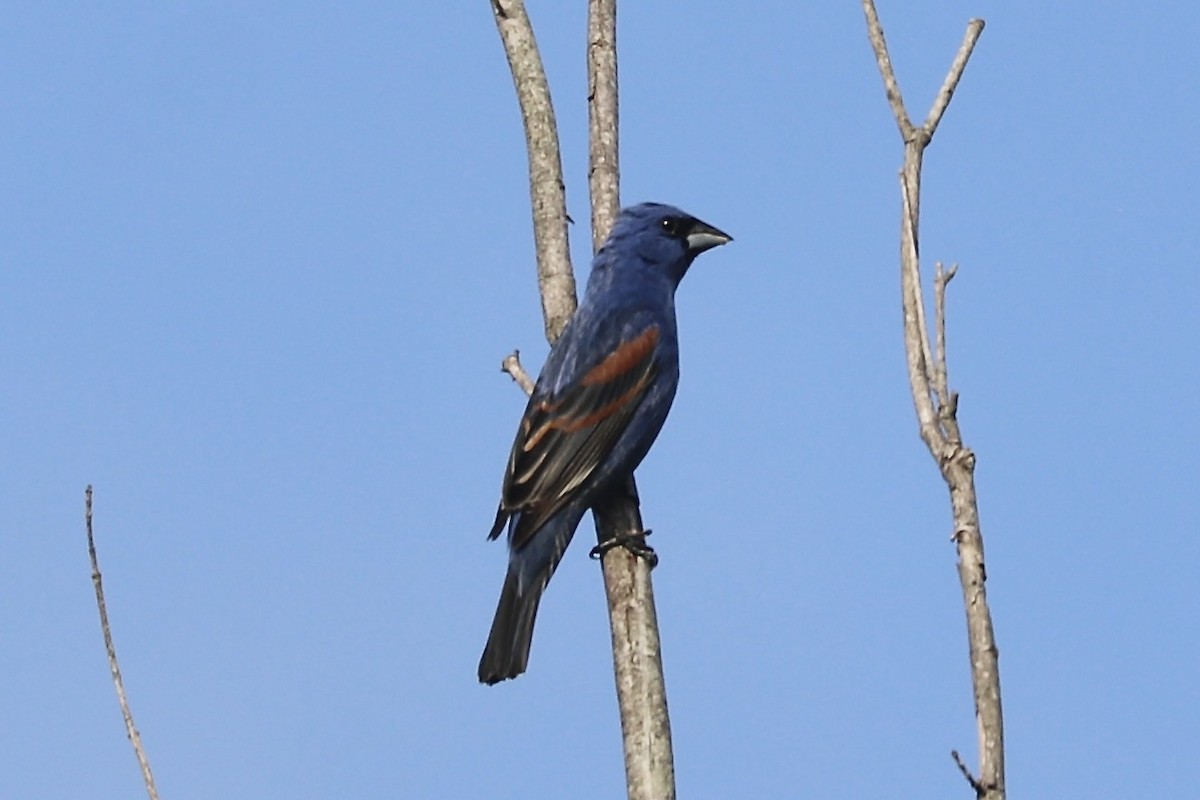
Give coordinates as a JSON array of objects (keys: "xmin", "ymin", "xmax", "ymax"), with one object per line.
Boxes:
[{"xmin": 479, "ymin": 202, "xmax": 731, "ymax": 685}]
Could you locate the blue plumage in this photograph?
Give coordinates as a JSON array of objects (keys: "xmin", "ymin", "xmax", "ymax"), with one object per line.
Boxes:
[{"xmin": 479, "ymin": 202, "xmax": 731, "ymax": 684}]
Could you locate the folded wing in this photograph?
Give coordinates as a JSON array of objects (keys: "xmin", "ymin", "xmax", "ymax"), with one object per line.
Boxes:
[{"xmin": 490, "ymin": 325, "xmax": 661, "ymax": 550}]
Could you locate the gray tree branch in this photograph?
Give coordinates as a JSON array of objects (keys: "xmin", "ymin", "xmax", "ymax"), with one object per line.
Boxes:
[
  {"xmin": 85, "ymin": 486, "xmax": 160, "ymax": 800},
  {"xmin": 491, "ymin": 2, "xmax": 675, "ymax": 798},
  {"xmin": 585, "ymin": 2, "xmax": 676, "ymax": 799},
  {"xmin": 861, "ymin": 4, "xmax": 1004, "ymax": 799},
  {"xmin": 490, "ymin": 0, "xmax": 578, "ymax": 341},
  {"xmin": 500, "ymin": 350, "xmax": 536, "ymax": 394},
  {"xmin": 587, "ymin": 0, "xmax": 620, "ymax": 252}
]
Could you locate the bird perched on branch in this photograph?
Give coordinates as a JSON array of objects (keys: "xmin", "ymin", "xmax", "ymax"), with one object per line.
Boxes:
[{"xmin": 479, "ymin": 202, "xmax": 731, "ymax": 684}]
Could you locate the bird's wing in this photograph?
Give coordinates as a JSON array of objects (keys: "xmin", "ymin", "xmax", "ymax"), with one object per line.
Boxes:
[{"xmin": 491, "ymin": 324, "xmax": 662, "ymax": 551}]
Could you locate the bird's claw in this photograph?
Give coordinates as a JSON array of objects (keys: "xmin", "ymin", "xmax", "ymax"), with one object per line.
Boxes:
[{"xmin": 589, "ymin": 529, "xmax": 658, "ymax": 568}]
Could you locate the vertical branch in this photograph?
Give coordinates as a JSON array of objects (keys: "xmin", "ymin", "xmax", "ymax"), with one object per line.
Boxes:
[
  {"xmin": 491, "ymin": 0, "xmax": 578, "ymax": 340},
  {"xmin": 492, "ymin": 3, "xmax": 675, "ymax": 798},
  {"xmin": 862, "ymin": 0, "xmax": 914, "ymax": 140},
  {"xmin": 586, "ymin": 4, "xmax": 675, "ymax": 799},
  {"xmin": 933, "ymin": 262, "xmax": 959, "ymax": 417},
  {"xmin": 862, "ymin": 4, "xmax": 1004, "ymax": 800},
  {"xmin": 899, "ymin": 164, "xmax": 941, "ymax": 443},
  {"xmin": 86, "ymin": 487, "xmax": 160, "ymax": 800},
  {"xmin": 587, "ymin": 0, "xmax": 620, "ymax": 251},
  {"xmin": 592, "ymin": 484, "xmax": 674, "ymax": 800}
]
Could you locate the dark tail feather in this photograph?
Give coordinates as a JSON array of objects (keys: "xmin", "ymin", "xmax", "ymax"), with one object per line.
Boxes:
[{"xmin": 478, "ymin": 569, "xmax": 544, "ymax": 684}]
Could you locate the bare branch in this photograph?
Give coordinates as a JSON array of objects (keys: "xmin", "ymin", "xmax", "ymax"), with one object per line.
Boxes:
[
  {"xmin": 899, "ymin": 167, "xmax": 942, "ymax": 449},
  {"xmin": 491, "ymin": 0, "xmax": 578, "ymax": 341},
  {"xmin": 861, "ymin": 0, "xmax": 914, "ymax": 140},
  {"xmin": 584, "ymin": 3, "xmax": 674, "ymax": 797},
  {"xmin": 86, "ymin": 487, "xmax": 160, "ymax": 800},
  {"xmin": 933, "ymin": 262, "xmax": 958, "ymax": 422},
  {"xmin": 587, "ymin": 0, "xmax": 621, "ymax": 252},
  {"xmin": 923, "ymin": 20, "xmax": 986, "ymax": 138},
  {"xmin": 501, "ymin": 350, "xmax": 536, "ymax": 395},
  {"xmin": 863, "ymin": 4, "xmax": 1004, "ymax": 799},
  {"xmin": 593, "ymin": 488, "xmax": 675, "ymax": 800},
  {"xmin": 951, "ymin": 749, "xmax": 985, "ymax": 796}
]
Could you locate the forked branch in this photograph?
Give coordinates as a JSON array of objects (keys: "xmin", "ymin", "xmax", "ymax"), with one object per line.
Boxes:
[{"xmin": 861, "ymin": 4, "xmax": 1004, "ymax": 799}]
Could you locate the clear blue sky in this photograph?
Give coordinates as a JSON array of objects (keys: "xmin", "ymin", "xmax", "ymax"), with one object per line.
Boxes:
[{"xmin": 3, "ymin": 2, "xmax": 1197, "ymax": 798}]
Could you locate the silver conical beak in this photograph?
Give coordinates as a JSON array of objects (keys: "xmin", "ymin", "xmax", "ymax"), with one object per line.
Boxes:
[{"xmin": 685, "ymin": 218, "xmax": 733, "ymax": 255}]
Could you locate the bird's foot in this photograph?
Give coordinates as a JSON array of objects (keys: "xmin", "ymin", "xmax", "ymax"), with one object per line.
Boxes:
[{"xmin": 589, "ymin": 529, "xmax": 658, "ymax": 568}]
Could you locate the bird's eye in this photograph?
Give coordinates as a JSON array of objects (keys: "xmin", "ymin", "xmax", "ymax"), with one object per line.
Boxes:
[{"xmin": 660, "ymin": 216, "xmax": 682, "ymax": 236}]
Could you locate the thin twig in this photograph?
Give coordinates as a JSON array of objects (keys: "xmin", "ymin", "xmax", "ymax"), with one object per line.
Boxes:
[
  {"xmin": 862, "ymin": 0, "xmax": 914, "ymax": 140},
  {"xmin": 933, "ymin": 262, "xmax": 958, "ymax": 421},
  {"xmin": 86, "ymin": 486, "xmax": 160, "ymax": 800},
  {"xmin": 951, "ymin": 749, "xmax": 985, "ymax": 796},
  {"xmin": 923, "ymin": 20, "xmax": 986, "ymax": 137},
  {"xmin": 501, "ymin": 350, "xmax": 536, "ymax": 395}
]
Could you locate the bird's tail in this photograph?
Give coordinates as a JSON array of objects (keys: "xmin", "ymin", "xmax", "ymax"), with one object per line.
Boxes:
[{"xmin": 478, "ymin": 568, "xmax": 545, "ymax": 684}]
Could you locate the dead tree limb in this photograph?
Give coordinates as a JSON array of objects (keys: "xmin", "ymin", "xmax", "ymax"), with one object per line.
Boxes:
[
  {"xmin": 861, "ymin": 5, "xmax": 1004, "ymax": 799},
  {"xmin": 491, "ymin": 2, "xmax": 675, "ymax": 798},
  {"xmin": 85, "ymin": 486, "xmax": 160, "ymax": 800}
]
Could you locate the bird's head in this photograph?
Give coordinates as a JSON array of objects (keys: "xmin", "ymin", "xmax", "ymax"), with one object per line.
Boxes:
[{"xmin": 597, "ymin": 202, "xmax": 732, "ymax": 286}]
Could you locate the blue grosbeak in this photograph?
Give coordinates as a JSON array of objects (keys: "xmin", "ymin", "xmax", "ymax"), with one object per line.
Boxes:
[{"xmin": 479, "ymin": 202, "xmax": 731, "ymax": 684}]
